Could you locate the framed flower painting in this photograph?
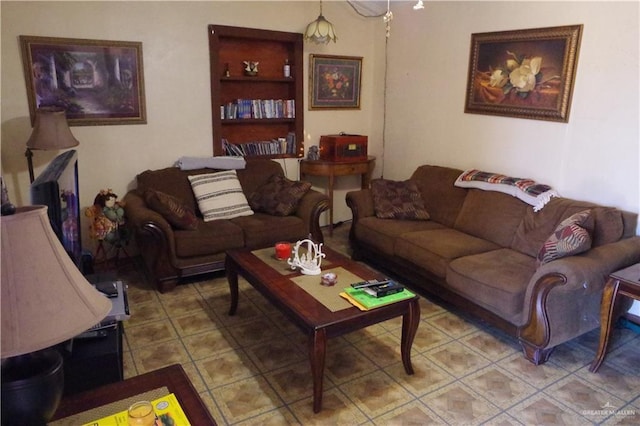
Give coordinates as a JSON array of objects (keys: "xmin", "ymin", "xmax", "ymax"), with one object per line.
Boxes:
[
  {"xmin": 309, "ymin": 54, "xmax": 362, "ymax": 110},
  {"xmin": 464, "ymin": 25, "xmax": 582, "ymax": 122}
]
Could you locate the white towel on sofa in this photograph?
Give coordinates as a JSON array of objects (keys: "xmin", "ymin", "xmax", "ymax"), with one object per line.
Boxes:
[{"xmin": 175, "ymin": 156, "xmax": 246, "ymax": 171}]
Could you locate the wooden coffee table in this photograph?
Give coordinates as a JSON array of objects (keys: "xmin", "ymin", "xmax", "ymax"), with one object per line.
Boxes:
[
  {"xmin": 51, "ymin": 364, "xmax": 216, "ymax": 424},
  {"xmin": 225, "ymin": 246, "xmax": 420, "ymax": 413}
]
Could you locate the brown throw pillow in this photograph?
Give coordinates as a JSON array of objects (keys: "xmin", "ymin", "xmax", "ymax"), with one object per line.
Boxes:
[
  {"xmin": 144, "ymin": 189, "xmax": 198, "ymax": 230},
  {"xmin": 248, "ymin": 174, "xmax": 311, "ymax": 216},
  {"xmin": 371, "ymin": 179, "xmax": 430, "ymax": 220},
  {"xmin": 537, "ymin": 209, "xmax": 592, "ymax": 266}
]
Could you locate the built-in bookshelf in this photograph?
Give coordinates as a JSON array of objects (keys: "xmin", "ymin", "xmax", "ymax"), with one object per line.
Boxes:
[{"xmin": 208, "ymin": 25, "xmax": 304, "ymax": 158}]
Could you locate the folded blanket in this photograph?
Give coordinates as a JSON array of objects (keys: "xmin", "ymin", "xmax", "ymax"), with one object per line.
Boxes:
[
  {"xmin": 455, "ymin": 169, "xmax": 558, "ymax": 211},
  {"xmin": 175, "ymin": 156, "xmax": 246, "ymax": 171}
]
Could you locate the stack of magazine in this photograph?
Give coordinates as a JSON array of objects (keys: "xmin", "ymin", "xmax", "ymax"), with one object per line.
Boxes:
[
  {"xmin": 81, "ymin": 393, "xmax": 190, "ymax": 425},
  {"xmin": 340, "ymin": 279, "xmax": 415, "ymax": 311}
]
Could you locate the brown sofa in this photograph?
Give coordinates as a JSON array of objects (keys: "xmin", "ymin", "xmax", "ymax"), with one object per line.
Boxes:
[
  {"xmin": 346, "ymin": 164, "xmax": 640, "ymax": 364},
  {"xmin": 124, "ymin": 159, "xmax": 329, "ymax": 292}
]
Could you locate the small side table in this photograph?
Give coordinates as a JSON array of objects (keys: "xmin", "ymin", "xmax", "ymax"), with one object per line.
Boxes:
[
  {"xmin": 589, "ymin": 263, "xmax": 640, "ymax": 373},
  {"xmin": 300, "ymin": 156, "xmax": 375, "ymax": 235}
]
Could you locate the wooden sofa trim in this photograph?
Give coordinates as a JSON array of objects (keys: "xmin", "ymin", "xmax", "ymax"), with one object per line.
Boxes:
[{"xmin": 517, "ymin": 272, "xmax": 567, "ymax": 365}]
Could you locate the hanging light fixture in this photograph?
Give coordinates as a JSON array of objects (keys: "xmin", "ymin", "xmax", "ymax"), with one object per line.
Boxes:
[
  {"xmin": 413, "ymin": 0, "xmax": 425, "ymax": 10},
  {"xmin": 304, "ymin": 0, "xmax": 337, "ymax": 44},
  {"xmin": 383, "ymin": 0, "xmax": 393, "ymax": 38}
]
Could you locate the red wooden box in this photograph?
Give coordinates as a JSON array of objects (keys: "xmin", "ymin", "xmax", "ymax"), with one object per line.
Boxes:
[{"xmin": 319, "ymin": 134, "xmax": 368, "ymax": 162}]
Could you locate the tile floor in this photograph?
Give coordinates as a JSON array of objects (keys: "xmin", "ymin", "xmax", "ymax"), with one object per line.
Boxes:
[{"xmin": 117, "ymin": 223, "xmax": 640, "ymax": 425}]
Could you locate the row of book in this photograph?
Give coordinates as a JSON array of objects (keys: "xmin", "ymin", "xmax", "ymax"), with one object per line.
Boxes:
[
  {"xmin": 222, "ymin": 133, "xmax": 296, "ymax": 157},
  {"xmin": 221, "ymin": 99, "xmax": 295, "ymax": 120}
]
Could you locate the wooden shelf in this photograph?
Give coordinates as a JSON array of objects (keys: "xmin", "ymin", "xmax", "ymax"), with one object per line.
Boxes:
[{"xmin": 209, "ymin": 25, "xmax": 304, "ymax": 159}]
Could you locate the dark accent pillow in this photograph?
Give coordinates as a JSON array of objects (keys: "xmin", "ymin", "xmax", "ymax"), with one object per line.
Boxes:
[
  {"xmin": 371, "ymin": 179, "xmax": 430, "ymax": 220},
  {"xmin": 248, "ymin": 174, "xmax": 312, "ymax": 216},
  {"xmin": 144, "ymin": 189, "xmax": 198, "ymax": 230},
  {"xmin": 537, "ymin": 209, "xmax": 592, "ymax": 266}
]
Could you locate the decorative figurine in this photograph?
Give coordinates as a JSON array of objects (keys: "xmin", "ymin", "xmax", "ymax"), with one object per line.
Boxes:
[
  {"xmin": 243, "ymin": 61, "xmax": 259, "ymax": 76},
  {"xmin": 288, "ymin": 238, "xmax": 325, "ymax": 275},
  {"xmin": 307, "ymin": 145, "xmax": 320, "ymax": 161}
]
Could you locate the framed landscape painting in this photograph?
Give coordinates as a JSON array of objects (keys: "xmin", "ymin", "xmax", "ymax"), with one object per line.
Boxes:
[
  {"xmin": 309, "ymin": 54, "xmax": 362, "ymax": 110},
  {"xmin": 464, "ymin": 25, "xmax": 582, "ymax": 122},
  {"xmin": 20, "ymin": 35, "xmax": 146, "ymax": 126}
]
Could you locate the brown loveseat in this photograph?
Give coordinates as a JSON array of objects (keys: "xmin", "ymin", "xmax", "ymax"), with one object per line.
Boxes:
[
  {"xmin": 346, "ymin": 164, "xmax": 640, "ymax": 364},
  {"xmin": 124, "ymin": 159, "xmax": 329, "ymax": 292}
]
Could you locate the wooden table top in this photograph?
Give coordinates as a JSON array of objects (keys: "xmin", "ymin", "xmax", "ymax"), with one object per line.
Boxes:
[
  {"xmin": 226, "ymin": 245, "xmax": 419, "ymax": 337},
  {"xmin": 51, "ymin": 364, "xmax": 216, "ymax": 424}
]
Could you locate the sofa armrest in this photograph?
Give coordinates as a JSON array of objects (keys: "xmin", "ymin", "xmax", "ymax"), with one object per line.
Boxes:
[
  {"xmin": 519, "ymin": 236, "xmax": 640, "ymax": 363},
  {"xmin": 123, "ymin": 190, "xmax": 179, "ymax": 276},
  {"xmin": 295, "ymin": 189, "xmax": 329, "ymax": 243},
  {"xmin": 346, "ymin": 189, "xmax": 375, "ymax": 242}
]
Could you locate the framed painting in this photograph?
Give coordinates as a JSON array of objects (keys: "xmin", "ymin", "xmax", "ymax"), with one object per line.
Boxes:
[
  {"xmin": 309, "ymin": 54, "xmax": 362, "ymax": 110},
  {"xmin": 464, "ymin": 25, "xmax": 582, "ymax": 122},
  {"xmin": 20, "ymin": 35, "xmax": 146, "ymax": 126}
]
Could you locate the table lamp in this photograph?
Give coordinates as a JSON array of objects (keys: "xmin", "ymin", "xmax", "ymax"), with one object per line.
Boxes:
[
  {"xmin": 25, "ymin": 106, "xmax": 79, "ymax": 183},
  {"xmin": 1, "ymin": 206, "xmax": 111, "ymax": 425}
]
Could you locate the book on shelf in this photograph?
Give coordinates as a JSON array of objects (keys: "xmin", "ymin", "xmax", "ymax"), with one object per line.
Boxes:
[
  {"xmin": 340, "ymin": 286, "xmax": 415, "ymax": 311},
  {"xmin": 221, "ymin": 99, "xmax": 295, "ymax": 120},
  {"xmin": 222, "ymin": 132, "xmax": 296, "ymax": 157},
  {"xmin": 81, "ymin": 393, "xmax": 190, "ymax": 426}
]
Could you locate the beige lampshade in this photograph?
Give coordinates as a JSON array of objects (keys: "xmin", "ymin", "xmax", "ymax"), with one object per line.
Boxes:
[
  {"xmin": 304, "ymin": 1, "xmax": 337, "ymax": 44},
  {"xmin": 27, "ymin": 106, "xmax": 79, "ymax": 151},
  {"xmin": 1, "ymin": 206, "xmax": 111, "ymax": 358}
]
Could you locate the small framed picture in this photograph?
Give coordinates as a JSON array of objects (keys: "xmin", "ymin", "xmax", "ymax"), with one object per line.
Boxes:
[
  {"xmin": 309, "ymin": 54, "xmax": 362, "ymax": 110},
  {"xmin": 20, "ymin": 35, "xmax": 146, "ymax": 126}
]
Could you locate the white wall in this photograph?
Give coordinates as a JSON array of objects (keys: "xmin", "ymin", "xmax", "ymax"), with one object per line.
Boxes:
[
  {"xmin": 384, "ymin": 1, "xmax": 639, "ymax": 222},
  {"xmin": 1, "ymin": 1, "xmax": 386, "ymax": 248}
]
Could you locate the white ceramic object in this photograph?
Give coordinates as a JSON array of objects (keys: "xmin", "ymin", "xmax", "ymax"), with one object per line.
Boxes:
[{"xmin": 288, "ymin": 239, "xmax": 325, "ymax": 275}]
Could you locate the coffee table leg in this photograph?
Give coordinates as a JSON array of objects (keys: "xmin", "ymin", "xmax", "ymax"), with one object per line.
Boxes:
[
  {"xmin": 225, "ymin": 256, "xmax": 239, "ymax": 316},
  {"xmin": 589, "ymin": 277, "xmax": 620, "ymax": 373},
  {"xmin": 309, "ymin": 328, "xmax": 327, "ymax": 413},
  {"xmin": 401, "ymin": 298, "xmax": 420, "ymax": 375}
]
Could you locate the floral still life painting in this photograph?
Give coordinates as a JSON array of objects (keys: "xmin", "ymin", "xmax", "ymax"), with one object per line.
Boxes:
[
  {"xmin": 465, "ymin": 25, "xmax": 582, "ymax": 122},
  {"xmin": 309, "ymin": 54, "xmax": 362, "ymax": 109}
]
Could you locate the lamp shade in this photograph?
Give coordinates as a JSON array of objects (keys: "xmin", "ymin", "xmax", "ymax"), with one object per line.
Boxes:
[
  {"xmin": 26, "ymin": 106, "xmax": 79, "ymax": 151},
  {"xmin": 1, "ymin": 206, "xmax": 111, "ymax": 358},
  {"xmin": 304, "ymin": 1, "xmax": 337, "ymax": 44}
]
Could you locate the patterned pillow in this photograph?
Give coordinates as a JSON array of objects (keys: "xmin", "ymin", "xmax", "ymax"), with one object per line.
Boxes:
[
  {"xmin": 371, "ymin": 179, "xmax": 430, "ymax": 220},
  {"xmin": 188, "ymin": 170, "xmax": 253, "ymax": 221},
  {"xmin": 537, "ymin": 210, "xmax": 592, "ymax": 266},
  {"xmin": 144, "ymin": 189, "xmax": 198, "ymax": 230},
  {"xmin": 248, "ymin": 174, "xmax": 312, "ymax": 216}
]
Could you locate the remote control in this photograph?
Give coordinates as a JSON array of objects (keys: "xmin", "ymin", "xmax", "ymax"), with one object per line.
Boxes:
[{"xmin": 351, "ymin": 279, "xmax": 392, "ymax": 289}]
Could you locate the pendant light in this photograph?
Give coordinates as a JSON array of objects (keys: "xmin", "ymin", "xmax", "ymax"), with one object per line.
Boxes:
[{"xmin": 304, "ymin": 0, "xmax": 337, "ymax": 44}]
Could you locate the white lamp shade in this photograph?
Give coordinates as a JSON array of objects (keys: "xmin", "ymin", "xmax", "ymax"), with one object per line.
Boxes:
[
  {"xmin": 1, "ymin": 206, "xmax": 111, "ymax": 358},
  {"xmin": 304, "ymin": 15, "xmax": 337, "ymax": 44}
]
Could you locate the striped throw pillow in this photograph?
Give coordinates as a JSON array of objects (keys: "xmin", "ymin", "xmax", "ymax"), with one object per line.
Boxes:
[{"xmin": 188, "ymin": 170, "xmax": 253, "ymax": 221}]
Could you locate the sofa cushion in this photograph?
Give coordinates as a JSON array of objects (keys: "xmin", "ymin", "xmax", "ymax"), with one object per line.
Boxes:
[
  {"xmin": 174, "ymin": 219, "xmax": 244, "ymax": 257},
  {"xmin": 188, "ymin": 170, "xmax": 254, "ymax": 221},
  {"xmin": 447, "ymin": 248, "xmax": 537, "ymax": 325},
  {"xmin": 230, "ymin": 213, "xmax": 306, "ymax": 248},
  {"xmin": 410, "ymin": 165, "xmax": 468, "ymax": 227},
  {"xmin": 395, "ymin": 228, "xmax": 501, "ymax": 278},
  {"xmin": 354, "ymin": 217, "xmax": 445, "ymax": 256},
  {"xmin": 248, "ymin": 174, "xmax": 311, "ymax": 216},
  {"xmin": 454, "ymin": 189, "xmax": 528, "ymax": 247},
  {"xmin": 510, "ymin": 197, "xmax": 618, "ymax": 257},
  {"xmin": 144, "ymin": 189, "xmax": 198, "ymax": 230},
  {"xmin": 136, "ymin": 166, "xmax": 202, "ymax": 213},
  {"xmin": 537, "ymin": 210, "xmax": 593, "ymax": 266},
  {"xmin": 371, "ymin": 179, "xmax": 430, "ymax": 220}
]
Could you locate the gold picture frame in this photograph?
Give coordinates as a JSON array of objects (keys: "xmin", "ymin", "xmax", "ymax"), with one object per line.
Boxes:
[
  {"xmin": 309, "ymin": 54, "xmax": 362, "ymax": 110},
  {"xmin": 464, "ymin": 25, "xmax": 583, "ymax": 122},
  {"xmin": 20, "ymin": 35, "xmax": 146, "ymax": 126}
]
